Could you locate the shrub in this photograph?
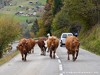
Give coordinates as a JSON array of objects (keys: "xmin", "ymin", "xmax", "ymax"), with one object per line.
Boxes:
[{"xmin": 0, "ymin": 16, "xmax": 21, "ymax": 58}]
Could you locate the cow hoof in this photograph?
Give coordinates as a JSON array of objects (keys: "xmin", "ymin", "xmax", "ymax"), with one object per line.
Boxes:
[
  {"xmin": 22, "ymin": 58, "xmax": 24, "ymax": 61},
  {"xmin": 75, "ymin": 57, "xmax": 77, "ymax": 60},
  {"xmin": 73, "ymin": 59, "xmax": 76, "ymax": 62},
  {"xmin": 43, "ymin": 52, "xmax": 46, "ymax": 56},
  {"xmin": 24, "ymin": 59, "xmax": 27, "ymax": 61},
  {"xmin": 50, "ymin": 55, "xmax": 52, "ymax": 58},
  {"xmin": 41, "ymin": 54, "xmax": 43, "ymax": 55},
  {"xmin": 68, "ymin": 58, "xmax": 70, "ymax": 60},
  {"xmin": 53, "ymin": 56, "xmax": 55, "ymax": 59}
]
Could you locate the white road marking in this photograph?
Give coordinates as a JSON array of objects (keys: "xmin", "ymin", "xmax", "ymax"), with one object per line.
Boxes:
[
  {"xmin": 59, "ymin": 73, "xmax": 63, "ymax": 75},
  {"xmin": 58, "ymin": 59, "xmax": 61, "ymax": 64},
  {"xmin": 55, "ymin": 53, "xmax": 59, "ymax": 58},
  {"xmin": 59, "ymin": 64, "xmax": 63, "ymax": 71},
  {"xmin": 63, "ymin": 72, "xmax": 99, "ymax": 74},
  {"xmin": 56, "ymin": 54, "xmax": 64, "ymax": 75}
]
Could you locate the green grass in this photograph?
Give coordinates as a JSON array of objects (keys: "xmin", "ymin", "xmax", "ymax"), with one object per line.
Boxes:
[
  {"xmin": 80, "ymin": 24, "xmax": 100, "ymax": 55},
  {"xmin": 0, "ymin": 0, "xmax": 46, "ymax": 21},
  {"xmin": 0, "ymin": 13, "xmax": 30, "ymax": 22},
  {"xmin": 38, "ymin": 0, "xmax": 47, "ymax": 5},
  {"xmin": 15, "ymin": 15, "xmax": 31, "ymax": 21},
  {"xmin": 0, "ymin": 50, "xmax": 19, "ymax": 65}
]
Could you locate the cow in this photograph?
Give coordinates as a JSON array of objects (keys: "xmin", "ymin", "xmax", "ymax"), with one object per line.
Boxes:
[
  {"xmin": 47, "ymin": 36, "xmax": 59, "ymax": 59},
  {"xmin": 16, "ymin": 38, "xmax": 28, "ymax": 61},
  {"xmin": 37, "ymin": 38, "xmax": 47, "ymax": 56},
  {"xmin": 65, "ymin": 36, "xmax": 80, "ymax": 61},
  {"xmin": 28, "ymin": 38, "xmax": 36, "ymax": 53},
  {"xmin": 25, "ymin": 39, "xmax": 33, "ymax": 54}
]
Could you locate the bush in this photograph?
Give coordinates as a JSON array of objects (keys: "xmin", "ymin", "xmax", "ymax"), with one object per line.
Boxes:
[{"xmin": 0, "ymin": 16, "xmax": 21, "ymax": 58}]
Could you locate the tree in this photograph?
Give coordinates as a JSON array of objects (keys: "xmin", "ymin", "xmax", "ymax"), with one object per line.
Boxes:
[
  {"xmin": 52, "ymin": 0, "xmax": 99, "ymax": 36},
  {"xmin": 52, "ymin": 0, "xmax": 63, "ymax": 16},
  {"xmin": 38, "ymin": 0, "xmax": 63, "ymax": 36},
  {"xmin": 0, "ymin": 16, "xmax": 21, "ymax": 58},
  {"xmin": 31, "ymin": 19, "xmax": 39, "ymax": 35},
  {"xmin": 63, "ymin": 0, "xmax": 98, "ymax": 30}
]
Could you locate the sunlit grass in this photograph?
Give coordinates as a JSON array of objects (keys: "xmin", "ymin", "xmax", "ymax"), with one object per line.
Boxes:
[{"xmin": 0, "ymin": 50, "xmax": 19, "ymax": 65}]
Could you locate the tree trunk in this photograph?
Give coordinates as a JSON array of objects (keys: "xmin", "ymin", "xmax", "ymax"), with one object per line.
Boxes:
[{"xmin": 0, "ymin": 50, "xmax": 3, "ymax": 58}]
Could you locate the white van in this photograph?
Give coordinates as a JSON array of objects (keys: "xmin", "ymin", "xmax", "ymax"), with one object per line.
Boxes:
[{"xmin": 60, "ymin": 33, "xmax": 73, "ymax": 47}]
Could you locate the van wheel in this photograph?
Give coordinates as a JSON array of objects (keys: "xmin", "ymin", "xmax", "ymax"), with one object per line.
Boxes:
[{"xmin": 60, "ymin": 41, "xmax": 63, "ymax": 47}]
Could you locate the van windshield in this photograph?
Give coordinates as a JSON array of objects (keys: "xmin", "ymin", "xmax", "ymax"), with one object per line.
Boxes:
[
  {"xmin": 62, "ymin": 34, "xmax": 67, "ymax": 38},
  {"xmin": 68, "ymin": 34, "xmax": 73, "ymax": 36}
]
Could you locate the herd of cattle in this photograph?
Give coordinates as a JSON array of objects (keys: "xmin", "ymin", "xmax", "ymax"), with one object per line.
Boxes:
[{"xmin": 16, "ymin": 36, "xmax": 80, "ymax": 62}]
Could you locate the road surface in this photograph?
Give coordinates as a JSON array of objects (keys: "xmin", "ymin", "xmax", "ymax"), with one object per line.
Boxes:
[{"xmin": 0, "ymin": 44, "xmax": 100, "ymax": 75}]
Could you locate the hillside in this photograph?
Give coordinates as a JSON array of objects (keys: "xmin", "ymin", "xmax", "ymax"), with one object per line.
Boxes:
[
  {"xmin": 37, "ymin": 0, "xmax": 100, "ymax": 55},
  {"xmin": 0, "ymin": 0, "xmax": 46, "ymax": 21},
  {"xmin": 0, "ymin": 0, "xmax": 46, "ymax": 37},
  {"xmin": 80, "ymin": 24, "xmax": 100, "ymax": 55}
]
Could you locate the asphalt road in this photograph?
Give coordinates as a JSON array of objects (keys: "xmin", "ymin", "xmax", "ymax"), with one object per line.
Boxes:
[{"xmin": 0, "ymin": 44, "xmax": 100, "ymax": 75}]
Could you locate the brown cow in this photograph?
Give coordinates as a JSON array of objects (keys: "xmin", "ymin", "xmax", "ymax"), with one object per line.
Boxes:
[
  {"xmin": 65, "ymin": 36, "xmax": 80, "ymax": 61},
  {"xmin": 28, "ymin": 38, "xmax": 35, "ymax": 53},
  {"xmin": 37, "ymin": 38, "xmax": 47, "ymax": 56},
  {"xmin": 25, "ymin": 39, "xmax": 33, "ymax": 54},
  {"xmin": 16, "ymin": 38, "xmax": 28, "ymax": 61},
  {"xmin": 47, "ymin": 36, "xmax": 59, "ymax": 59}
]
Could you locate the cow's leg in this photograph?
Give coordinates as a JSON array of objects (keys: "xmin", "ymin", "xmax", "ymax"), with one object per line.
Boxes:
[
  {"xmin": 40, "ymin": 48, "xmax": 44, "ymax": 55},
  {"xmin": 47, "ymin": 48, "xmax": 49, "ymax": 52},
  {"xmin": 43, "ymin": 47, "xmax": 46, "ymax": 56},
  {"xmin": 21, "ymin": 53, "xmax": 24, "ymax": 61},
  {"xmin": 72, "ymin": 52, "xmax": 76, "ymax": 61},
  {"xmin": 50, "ymin": 50, "xmax": 52, "ymax": 58},
  {"xmin": 53, "ymin": 50, "xmax": 56, "ymax": 59},
  {"xmin": 67, "ymin": 51, "xmax": 70, "ymax": 60},
  {"xmin": 75, "ymin": 50, "xmax": 79, "ymax": 60},
  {"xmin": 32, "ymin": 48, "xmax": 34, "ymax": 53},
  {"xmin": 24, "ymin": 53, "xmax": 27, "ymax": 61}
]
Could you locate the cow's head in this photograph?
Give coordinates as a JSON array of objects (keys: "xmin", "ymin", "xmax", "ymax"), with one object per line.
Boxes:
[
  {"xmin": 17, "ymin": 43, "xmax": 26, "ymax": 51},
  {"xmin": 72, "ymin": 39, "xmax": 80, "ymax": 52},
  {"xmin": 50, "ymin": 37, "xmax": 56, "ymax": 50}
]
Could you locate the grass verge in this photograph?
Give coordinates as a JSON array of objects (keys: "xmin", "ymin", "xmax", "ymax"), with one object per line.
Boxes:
[
  {"xmin": 79, "ymin": 24, "xmax": 100, "ymax": 55},
  {"xmin": 0, "ymin": 50, "xmax": 19, "ymax": 66}
]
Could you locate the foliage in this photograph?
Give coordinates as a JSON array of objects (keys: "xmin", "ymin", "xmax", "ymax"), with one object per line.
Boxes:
[
  {"xmin": 52, "ymin": 0, "xmax": 63, "ymax": 16},
  {"xmin": 52, "ymin": 0, "xmax": 100, "ymax": 36},
  {"xmin": 80, "ymin": 24, "xmax": 100, "ymax": 55},
  {"xmin": 38, "ymin": 0, "xmax": 63, "ymax": 36},
  {"xmin": 0, "ymin": 16, "xmax": 21, "ymax": 58},
  {"xmin": 31, "ymin": 19, "xmax": 39, "ymax": 35},
  {"xmin": 37, "ymin": 19, "xmax": 46, "ymax": 36},
  {"xmin": 52, "ymin": 10, "xmax": 69, "ymax": 32},
  {"xmin": 37, "ymin": 28, "xmax": 46, "ymax": 37}
]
